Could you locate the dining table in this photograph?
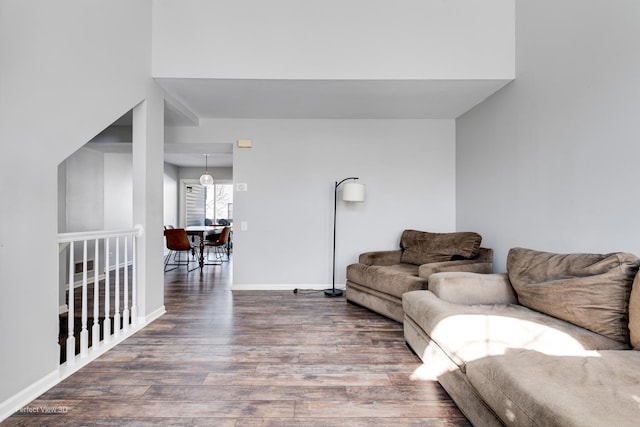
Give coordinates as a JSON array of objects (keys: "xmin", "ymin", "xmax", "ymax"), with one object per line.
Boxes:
[{"xmin": 185, "ymin": 225, "xmax": 227, "ymax": 271}]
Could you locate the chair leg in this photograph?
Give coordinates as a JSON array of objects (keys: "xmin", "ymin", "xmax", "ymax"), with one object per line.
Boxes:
[
  {"xmin": 165, "ymin": 249, "xmax": 199, "ymax": 272},
  {"xmin": 164, "ymin": 250, "xmax": 175, "ymax": 272},
  {"xmin": 180, "ymin": 250, "xmax": 198, "ymax": 272},
  {"xmin": 204, "ymin": 245, "xmax": 221, "ymax": 266},
  {"xmin": 215, "ymin": 245, "xmax": 229, "ymax": 262}
]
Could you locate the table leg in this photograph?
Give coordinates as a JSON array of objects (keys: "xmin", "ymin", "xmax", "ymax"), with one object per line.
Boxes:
[{"xmin": 198, "ymin": 235, "xmax": 205, "ymax": 271}]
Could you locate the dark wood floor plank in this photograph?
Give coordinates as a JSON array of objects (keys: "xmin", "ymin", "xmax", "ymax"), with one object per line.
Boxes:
[
  {"xmin": 3, "ymin": 257, "xmax": 470, "ymax": 426},
  {"xmin": 236, "ymin": 420, "xmax": 470, "ymax": 427},
  {"xmin": 294, "ymin": 400, "xmax": 465, "ymax": 418},
  {"xmin": 141, "ymin": 385, "xmax": 351, "ymax": 401}
]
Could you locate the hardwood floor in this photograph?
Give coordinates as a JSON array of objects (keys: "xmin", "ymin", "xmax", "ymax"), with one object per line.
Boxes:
[{"xmin": 4, "ymin": 258, "xmax": 470, "ymax": 426}]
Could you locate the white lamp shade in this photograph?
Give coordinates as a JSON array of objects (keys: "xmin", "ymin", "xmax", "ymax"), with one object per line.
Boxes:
[
  {"xmin": 342, "ymin": 183, "xmax": 365, "ymax": 202},
  {"xmin": 200, "ymin": 173, "xmax": 214, "ymax": 186}
]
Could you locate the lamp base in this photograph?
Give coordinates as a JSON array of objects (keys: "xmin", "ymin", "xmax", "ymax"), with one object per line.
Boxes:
[{"xmin": 324, "ymin": 288, "xmax": 344, "ymax": 297}]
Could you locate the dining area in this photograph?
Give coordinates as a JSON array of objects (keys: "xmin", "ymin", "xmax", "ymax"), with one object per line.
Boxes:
[{"xmin": 163, "ymin": 223, "xmax": 232, "ymax": 273}]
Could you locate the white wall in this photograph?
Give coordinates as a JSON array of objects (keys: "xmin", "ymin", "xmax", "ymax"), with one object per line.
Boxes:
[
  {"xmin": 153, "ymin": 0, "xmax": 514, "ymax": 79},
  {"xmin": 0, "ymin": 0, "xmax": 162, "ymax": 413},
  {"xmin": 65, "ymin": 148, "xmax": 105, "ymax": 232},
  {"xmin": 169, "ymin": 119, "xmax": 455, "ymax": 287},
  {"xmin": 64, "ymin": 148, "xmax": 134, "ymax": 233},
  {"xmin": 456, "ymin": 0, "xmax": 640, "ymax": 271},
  {"xmin": 164, "ymin": 163, "xmax": 179, "ymax": 228},
  {"xmin": 104, "ymin": 153, "xmax": 134, "ymax": 230}
]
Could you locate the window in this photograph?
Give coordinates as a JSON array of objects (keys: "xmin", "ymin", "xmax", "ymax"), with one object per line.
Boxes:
[
  {"xmin": 206, "ymin": 183, "xmax": 233, "ymax": 224},
  {"xmin": 185, "ymin": 182, "xmax": 233, "ymax": 226}
]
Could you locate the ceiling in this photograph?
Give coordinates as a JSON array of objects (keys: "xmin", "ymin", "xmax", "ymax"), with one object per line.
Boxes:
[
  {"xmin": 164, "ymin": 143, "xmax": 233, "ymax": 168},
  {"xmin": 157, "ymin": 78, "xmax": 512, "ymax": 120},
  {"xmin": 93, "ymin": 78, "xmax": 512, "ymax": 168}
]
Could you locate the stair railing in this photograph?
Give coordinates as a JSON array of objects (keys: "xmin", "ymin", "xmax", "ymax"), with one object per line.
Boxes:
[{"xmin": 57, "ymin": 225, "xmax": 143, "ymax": 367}]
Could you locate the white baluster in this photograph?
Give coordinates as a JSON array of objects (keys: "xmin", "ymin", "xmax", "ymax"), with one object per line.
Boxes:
[
  {"xmin": 114, "ymin": 237, "xmax": 121, "ymax": 336},
  {"xmin": 103, "ymin": 238, "xmax": 111, "ymax": 343},
  {"xmin": 80, "ymin": 240, "xmax": 89, "ymax": 357},
  {"xmin": 131, "ymin": 232, "xmax": 138, "ymax": 325},
  {"xmin": 123, "ymin": 236, "xmax": 130, "ymax": 332},
  {"xmin": 92, "ymin": 238, "xmax": 100, "ymax": 350},
  {"xmin": 66, "ymin": 242, "xmax": 75, "ymax": 366}
]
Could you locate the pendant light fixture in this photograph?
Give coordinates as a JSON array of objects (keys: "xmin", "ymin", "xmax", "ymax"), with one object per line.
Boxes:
[{"xmin": 199, "ymin": 154, "xmax": 214, "ymax": 186}]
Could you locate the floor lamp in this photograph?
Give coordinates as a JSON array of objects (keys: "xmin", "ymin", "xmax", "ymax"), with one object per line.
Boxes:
[{"xmin": 325, "ymin": 177, "xmax": 366, "ymax": 297}]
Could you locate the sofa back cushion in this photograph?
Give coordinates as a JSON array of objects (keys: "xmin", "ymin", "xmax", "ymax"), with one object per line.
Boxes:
[
  {"xmin": 399, "ymin": 230, "xmax": 482, "ymax": 265},
  {"xmin": 507, "ymin": 247, "xmax": 640, "ymax": 344}
]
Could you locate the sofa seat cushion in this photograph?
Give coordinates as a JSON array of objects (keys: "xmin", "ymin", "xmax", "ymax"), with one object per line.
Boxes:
[
  {"xmin": 507, "ymin": 247, "xmax": 640, "ymax": 344},
  {"xmin": 346, "ymin": 263, "xmax": 427, "ymax": 299},
  {"xmin": 402, "ymin": 291, "xmax": 628, "ymax": 371},
  {"xmin": 466, "ymin": 349, "xmax": 640, "ymax": 427},
  {"xmin": 399, "ymin": 230, "xmax": 482, "ymax": 265}
]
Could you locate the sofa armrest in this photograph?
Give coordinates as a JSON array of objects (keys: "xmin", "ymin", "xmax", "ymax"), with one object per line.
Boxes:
[
  {"xmin": 427, "ymin": 272, "xmax": 518, "ymax": 305},
  {"xmin": 359, "ymin": 250, "xmax": 403, "ymax": 266}
]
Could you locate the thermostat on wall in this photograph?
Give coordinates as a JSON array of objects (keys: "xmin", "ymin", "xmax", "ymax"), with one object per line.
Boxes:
[{"xmin": 236, "ymin": 183, "xmax": 248, "ymax": 192}]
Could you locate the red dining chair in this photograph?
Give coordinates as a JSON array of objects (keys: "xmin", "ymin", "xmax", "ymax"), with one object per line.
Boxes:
[
  {"xmin": 164, "ymin": 228, "xmax": 197, "ymax": 272},
  {"xmin": 204, "ymin": 227, "xmax": 231, "ymax": 265}
]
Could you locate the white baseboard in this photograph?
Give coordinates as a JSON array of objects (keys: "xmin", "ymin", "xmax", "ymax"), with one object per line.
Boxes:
[
  {"xmin": 0, "ymin": 369, "xmax": 60, "ymax": 422},
  {"xmin": 144, "ymin": 306, "xmax": 166, "ymax": 324},
  {"xmin": 231, "ymin": 284, "xmax": 334, "ymax": 291},
  {"xmin": 0, "ymin": 308, "xmax": 167, "ymax": 423}
]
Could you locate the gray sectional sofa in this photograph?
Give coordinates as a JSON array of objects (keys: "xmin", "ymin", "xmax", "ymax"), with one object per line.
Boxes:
[
  {"xmin": 403, "ymin": 247, "xmax": 640, "ymax": 427},
  {"xmin": 345, "ymin": 229, "xmax": 493, "ymax": 322}
]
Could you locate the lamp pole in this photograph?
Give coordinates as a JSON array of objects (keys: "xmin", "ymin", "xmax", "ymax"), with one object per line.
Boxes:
[{"xmin": 325, "ymin": 177, "xmax": 360, "ymax": 297}]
